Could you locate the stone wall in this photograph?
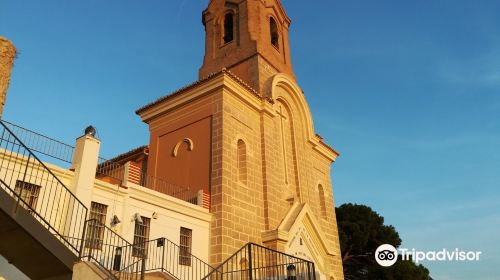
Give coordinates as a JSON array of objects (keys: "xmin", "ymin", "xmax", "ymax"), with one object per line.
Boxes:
[{"xmin": 0, "ymin": 37, "xmax": 16, "ymax": 117}]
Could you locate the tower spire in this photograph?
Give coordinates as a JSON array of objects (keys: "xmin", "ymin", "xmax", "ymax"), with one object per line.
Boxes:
[{"xmin": 199, "ymin": 0, "xmax": 294, "ymax": 96}]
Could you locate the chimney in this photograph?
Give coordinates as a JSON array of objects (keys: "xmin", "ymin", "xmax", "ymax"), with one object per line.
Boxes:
[
  {"xmin": 63, "ymin": 126, "xmax": 100, "ymax": 236},
  {"xmin": 0, "ymin": 37, "xmax": 16, "ymax": 117},
  {"xmin": 69, "ymin": 126, "xmax": 100, "ymax": 208}
]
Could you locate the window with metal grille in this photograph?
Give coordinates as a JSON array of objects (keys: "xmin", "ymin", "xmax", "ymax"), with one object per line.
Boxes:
[
  {"xmin": 86, "ymin": 202, "xmax": 108, "ymax": 249},
  {"xmin": 179, "ymin": 227, "xmax": 192, "ymax": 266},
  {"xmin": 14, "ymin": 180, "xmax": 41, "ymax": 210},
  {"xmin": 133, "ymin": 216, "xmax": 150, "ymax": 257}
]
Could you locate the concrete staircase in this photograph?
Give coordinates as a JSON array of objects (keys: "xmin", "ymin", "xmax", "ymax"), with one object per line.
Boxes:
[
  {"xmin": 0, "ymin": 121, "xmax": 214, "ymax": 279},
  {"xmin": 0, "ymin": 185, "xmax": 75, "ymax": 279},
  {"xmin": 72, "ymin": 262, "xmax": 177, "ymax": 280}
]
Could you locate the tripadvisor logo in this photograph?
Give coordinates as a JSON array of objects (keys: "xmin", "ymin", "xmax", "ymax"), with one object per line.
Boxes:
[
  {"xmin": 375, "ymin": 244, "xmax": 398, "ymax": 267},
  {"xmin": 375, "ymin": 244, "xmax": 482, "ymax": 267}
]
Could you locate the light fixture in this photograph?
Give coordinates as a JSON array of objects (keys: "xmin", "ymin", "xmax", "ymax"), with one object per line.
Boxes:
[
  {"xmin": 110, "ymin": 215, "xmax": 121, "ymax": 227},
  {"xmin": 133, "ymin": 213, "xmax": 143, "ymax": 224},
  {"xmin": 84, "ymin": 125, "xmax": 97, "ymax": 137},
  {"xmin": 152, "ymin": 212, "xmax": 158, "ymax": 219}
]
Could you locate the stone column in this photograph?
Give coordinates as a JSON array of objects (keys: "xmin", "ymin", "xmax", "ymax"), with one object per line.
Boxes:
[
  {"xmin": 0, "ymin": 37, "xmax": 16, "ymax": 117},
  {"xmin": 62, "ymin": 131, "xmax": 100, "ymax": 239},
  {"xmin": 70, "ymin": 133, "xmax": 101, "ymax": 208}
]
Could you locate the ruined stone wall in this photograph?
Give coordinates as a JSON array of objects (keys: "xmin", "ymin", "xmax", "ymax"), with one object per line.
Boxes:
[{"xmin": 0, "ymin": 37, "xmax": 16, "ymax": 117}]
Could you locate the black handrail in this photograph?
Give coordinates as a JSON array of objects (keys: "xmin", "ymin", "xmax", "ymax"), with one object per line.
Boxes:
[
  {"xmin": 0, "ymin": 120, "xmax": 201, "ymax": 205},
  {"xmin": 109, "ymin": 258, "xmax": 143, "ymax": 280},
  {"xmin": 0, "ymin": 120, "xmax": 146, "ymax": 278},
  {"xmin": 0, "ymin": 178, "xmax": 84, "ymax": 253},
  {"xmin": 142, "ymin": 175, "xmax": 198, "ymax": 205},
  {"xmin": 140, "ymin": 237, "xmax": 215, "ymax": 280},
  {"xmin": 202, "ymin": 242, "xmax": 316, "ymax": 280},
  {"xmin": 96, "ymin": 157, "xmax": 125, "ymax": 184},
  {"xmin": 1, "ymin": 121, "xmax": 312, "ymax": 280},
  {"xmin": 1, "ymin": 119, "xmax": 75, "ymax": 164},
  {"xmin": 0, "ymin": 121, "xmax": 87, "ymax": 207},
  {"xmin": 80, "ymin": 219, "xmax": 141, "ymax": 280},
  {"xmin": 0, "ymin": 120, "xmax": 88, "ymax": 254}
]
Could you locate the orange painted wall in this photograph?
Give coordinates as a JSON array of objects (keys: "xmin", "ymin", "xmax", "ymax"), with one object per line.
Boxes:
[{"xmin": 149, "ymin": 116, "xmax": 212, "ymax": 194}]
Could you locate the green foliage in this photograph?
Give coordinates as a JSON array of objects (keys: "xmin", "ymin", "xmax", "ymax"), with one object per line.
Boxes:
[
  {"xmin": 369, "ymin": 259, "xmax": 431, "ymax": 280},
  {"xmin": 336, "ymin": 203, "xmax": 431, "ymax": 280}
]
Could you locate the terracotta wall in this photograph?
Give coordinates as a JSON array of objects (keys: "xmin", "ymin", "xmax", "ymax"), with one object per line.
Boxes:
[{"xmin": 147, "ymin": 96, "xmax": 217, "ymax": 195}]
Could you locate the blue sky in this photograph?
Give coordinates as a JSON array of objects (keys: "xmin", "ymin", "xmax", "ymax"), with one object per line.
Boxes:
[{"xmin": 1, "ymin": 1, "xmax": 499, "ymax": 279}]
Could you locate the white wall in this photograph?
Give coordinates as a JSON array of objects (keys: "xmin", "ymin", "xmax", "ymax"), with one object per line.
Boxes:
[
  {"xmin": 0, "ymin": 147, "xmax": 212, "ymax": 275},
  {"xmin": 90, "ymin": 180, "xmax": 211, "ymax": 262}
]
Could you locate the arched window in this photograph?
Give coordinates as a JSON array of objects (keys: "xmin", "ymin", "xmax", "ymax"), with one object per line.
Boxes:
[
  {"xmin": 237, "ymin": 140, "xmax": 247, "ymax": 184},
  {"xmin": 224, "ymin": 13, "xmax": 234, "ymax": 44},
  {"xmin": 318, "ymin": 184, "xmax": 327, "ymax": 219},
  {"xmin": 270, "ymin": 17, "xmax": 279, "ymax": 48}
]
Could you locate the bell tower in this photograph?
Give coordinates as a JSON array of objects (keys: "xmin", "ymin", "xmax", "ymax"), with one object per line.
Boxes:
[
  {"xmin": 138, "ymin": 1, "xmax": 344, "ymax": 278},
  {"xmin": 199, "ymin": 0, "xmax": 295, "ymax": 96}
]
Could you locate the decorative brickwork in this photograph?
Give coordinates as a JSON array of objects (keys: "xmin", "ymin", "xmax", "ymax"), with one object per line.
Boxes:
[
  {"xmin": 127, "ymin": 161, "xmax": 142, "ymax": 185},
  {"xmin": 200, "ymin": 0, "xmax": 295, "ymax": 97},
  {"xmin": 201, "ymin": 190, "xmax": 211, "ymax": 210},
  {"xmin": 137, "ymin": 71, "xmax": 344, "ymax": 280}
]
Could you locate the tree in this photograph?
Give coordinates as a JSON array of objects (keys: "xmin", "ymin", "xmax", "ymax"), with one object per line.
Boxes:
[{"xmin": 336, "ymin": 203, "xmax": 431, "ymax": 280}]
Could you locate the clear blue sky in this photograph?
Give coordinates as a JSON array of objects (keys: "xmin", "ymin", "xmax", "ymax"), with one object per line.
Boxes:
[{"xmin": 1, "ymin": 1, "xmax": 499, "ymax": 279}]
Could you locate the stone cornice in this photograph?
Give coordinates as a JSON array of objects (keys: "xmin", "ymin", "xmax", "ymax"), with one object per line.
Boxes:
[{"xmin": 136, "ymin": 70, "xmax": 274, "ymax": 123}]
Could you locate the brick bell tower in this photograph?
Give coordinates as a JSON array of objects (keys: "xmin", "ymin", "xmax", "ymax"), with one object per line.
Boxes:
[
  {"xmin": 138, "ymin": 1, "xmax": 344, "ymax": 278},
  {"xmin": 199, "ymin": 0, "xmax": 295, "ymax": 96}
]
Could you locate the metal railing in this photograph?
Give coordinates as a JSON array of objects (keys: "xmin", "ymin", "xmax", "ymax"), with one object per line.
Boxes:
[
  {"xmin": 96, "ymin": 159, "xmax": 199, "ymax": 206},
  {"xmin": 76, "ymin": 224, "xmax": 215, "ymax": 280},
  {"xmin": 202, "ymin": 243, "xmax": 317, "ymax": 280},
  {"xmin": 142, "ymin": 175, "xmax": 198, "ymax": 205},
  {"xmin": 0, "ymin": 120, "xmax": 211, "ymax": 279},
  {"xmin": 1, "ymin": 120, "xmax": 75, "ymax": 165},
  {"xmin": 0, "ymin": 120, "xmax": 88, "ymax": 255},
  {"xmin": 140, "ymin": 237, "xmax": 215, "ymax": 280},
  {"xmin": 80, "ymin": 219, "xmax": 142, "ymax": 280},
  {"xmin": 0, "ymin": 121, "xmax": 317, "ymax": 280},
  {"xmin": 0, "ymin": 121, "xmax": 201, "ymax": 206},
  {"xmin": 96, "ymin": 157, "xmax": 125, "ymax": 184}
]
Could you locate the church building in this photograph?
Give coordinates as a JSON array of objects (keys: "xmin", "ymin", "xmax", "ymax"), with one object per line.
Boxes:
[
  {"xmin": 0, "ymin": 1, "xmax": 344, "ymax": 280},
  {"xmin": 135, "ymin": 0, "xmax": 344, "ymax": 279}
]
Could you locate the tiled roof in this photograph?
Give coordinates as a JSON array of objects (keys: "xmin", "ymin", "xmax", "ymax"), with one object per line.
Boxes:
[
  {"xmin": 103, "ymin": 145, "xmax": 148, "ymax": 164},
  {"xmin": 135, "ymin": 69, "xmax": 272, "ymax": 115}
]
